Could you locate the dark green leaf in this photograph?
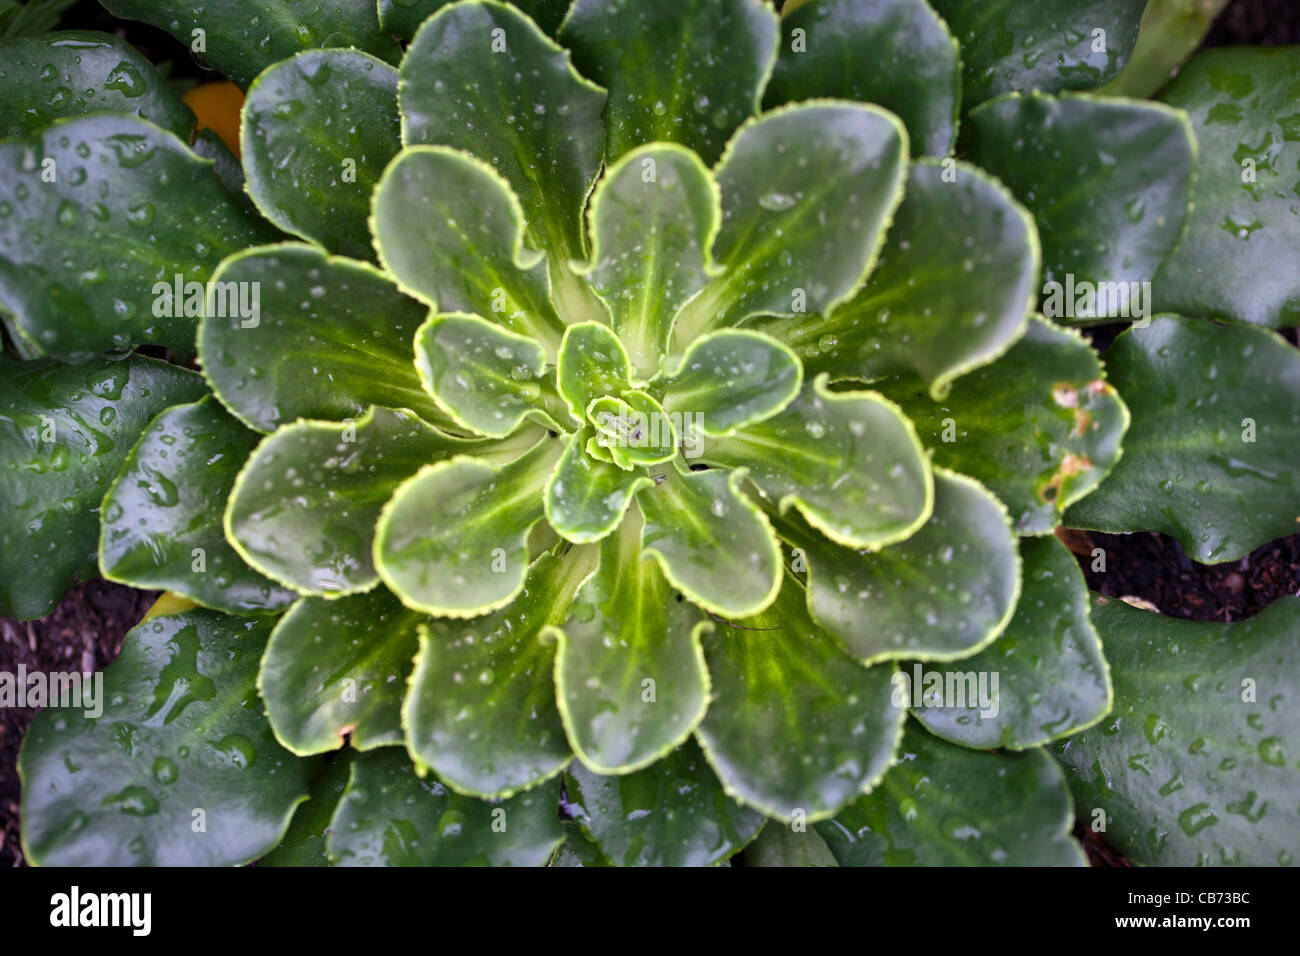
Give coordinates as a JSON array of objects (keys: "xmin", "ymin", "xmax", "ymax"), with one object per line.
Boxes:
[
  {"xmin": 911, "ymin": 535, "xmax": 1111, "ymax": 749},
  {"xmin": 260, "ymin": 587, "xmax": 424, "ymax": 754},
  {"xmin": 228, "ymin": 406, "xmax": 468, "ymax": 596},
  {"xmin": 405, "ymin": 551, "xmax": 593, "ymax": 797},
  {"xmin": 877, "ymin": 316, "xmax": 1129, "ymax": 535},
  {"xmin": 561, "ymin": 0, "xmax": 778, "ymax": 165},
  {"xmin": 819, "ymin": 718, "xmax": 1085, "ymax": 865},
  {"xmin": 764, "ymin": 0, "xmax": 959, "ymax": 156},
  {"xmin": 242, "ymin": 49, "xmax": 400, "ymax": 261},
  {"xmin": 99, "ymin": 395, "xmax": 295, "ymax": 615},
  {"xmin": 777, "ymin": 468, "xmax": 1019, "ymax": 664},
  {"xmin": 381, "ymin": 0, "xmax": 570, "ymax": 42},
  {"xmin": 198, "ymin": 244, "xmax": 452, "ymax": 434},
  {"xmin": 962, "ymin": 92, "xmax": 1195, "ymax": 322},
  {"xmin": 0, "ymin": 354, "xmax": 204, "ymax": 619},
  {"xmin": 100, "ymin": 0, "xmax": 401, "ymax": 88},
  {"xmin": 401, "ymin": 0, "xmax": 605, "ymax": 266},
  {"xmin": 258, "ymin": 752, "xmax": 353, "ymax": 866},
  {"xmin": 1153, "ymin": 47, "xmax": 1300, "ymax": 328},
  {"xmin": 1056, "ymin": 595, "xmax": 1300, "ymax": 866},
  {"xmin": 929, "ymin": 0, "xmax": 1146, "ymax": 107},
  {"xmin": 565, "ymin": 739, "xmax": 765, "ymax": 866},
  {"xmin": 0, "ymin": 114, "xmax": 277, "ymax": 361},
  {"xmin": 0, "ymin": 31, "xmax": 194, "ymax": 139},
  {"xmin": 756, "ymin": 160, "xmax": 1037, "ymax": 398},
  {"xmin": 326, "ymin": 747, "xmax": 563, "ymax": 865},
  {"xmin": 696, "ymin": 572, "xmax": 903, "ymax": 821},
  {"xmin": 1066, "ymin": 315, "xmax": 1300, "ymax": 563},
  {"xmin": 743, "ymin": 822, "xmax": 837, "ymax": 866},
  {"xmin": 19, "ymin": 609, "xmax": 311, "ymax": 866}
]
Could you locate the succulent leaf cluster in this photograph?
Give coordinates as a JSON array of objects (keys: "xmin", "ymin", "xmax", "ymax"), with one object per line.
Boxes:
[{"xmin": 1, "ymin": 0, "xmax": 1298, "ymax": 868}]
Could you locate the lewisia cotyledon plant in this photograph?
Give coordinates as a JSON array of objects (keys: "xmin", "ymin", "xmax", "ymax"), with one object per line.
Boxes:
[{"xmin": 3, "ymin": 0, "xmax": 1299, "ymax": 867}]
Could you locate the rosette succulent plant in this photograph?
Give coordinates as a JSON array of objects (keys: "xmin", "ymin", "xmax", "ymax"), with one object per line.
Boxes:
[{"xmin": 3, "ymin": 0, "xmax": 1298, "ymax": 867}]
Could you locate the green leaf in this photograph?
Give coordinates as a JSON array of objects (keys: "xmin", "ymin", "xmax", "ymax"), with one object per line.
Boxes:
[
  {"xmin": 198, "ymin": 244, "xmax": 451, "ymax": 434},
  {"xmin": 381, "ymin": 0, "xmax": 571, "ymax": 39},
  {"xmin": 401, "ymin": 0, "xmax": 605, "ymax": 265},
  {"xmin": 912, "ymin": 535, "xmax": 1111, "ymax": 749},
  {"xmin": 555, "ymin": 321, "xmax": 631, "ymax": 422},
  {"xmin": 1, "ymin": 0, "xmax": 78, "ymax": 38},
  {"xmin": 755, "ymin": 160, "xmax": 1038, "ymax": 398},
  {"xmin": 327, "ymin": 747, "xmax": 563, "ymax": 865},
  {"xmin": 638, "ymin": 465, "xmax": 782, "ymax": 617},
  {"xmin": 374, "ymin": 434, "xmax": 564, "ymax": 617},
  {"xmin": 551, "ymin": 508, "xmax": 712, "ymax": 773},
  {"xmin": 99, "ymin": 395, "xmax": 296, "ymax": 615},
  {"xmin": 564, "ymin": 739, "xmax": 765, "ymax": 866},
  {"xmin": 0, "ymin": 114, "xmax": 277, "ymax": 361},
  {"xmin": 99, "ymin": 0, "xmax": 401, "ymax": 88},
  {"xmin": 962, "ymin": 92, "xmax": 1195, "ymax": 322},
  {"xmin": 259, "ymin": 587, "xmax": 424, "ymax": 755},
  {"xmin": 695, "ymin": 571, "xmax": 903, "ymax": 821},
  {"xmin": 544, "ymin": 429, "xmax": 652, "ymax": 543},
  {"xmin": 660, "ymin": 329, "xmax": 802, "ymax": 436},
  {"xmin": 777, "ymin": 468, "xmax": 1020, "ymax": 664},
  {"xmin": 414, "ymin": 312, "xmax": 564, "ymax": 438},
  {"xmin": 242, "ymin": 50, "xmax": 400, "ymax": 261},
  {"xmin": 0, "ymin": 354, "xmax": 205, "ymax": 619},
  {"xmin": 1098, "ymin": 0, "xmax": 1232, "ymax": 100},
  {"xmin": 560, "ymin": 0, "xmax": 778, "ymax": 165},
  {"xmin": 700, "ymin": 375, "xmax": 932, "ymax": 549},
  {"xmin": 588, "ymin": 389, "xmax": 676, "ymax": 467},
  {"xmin": 190, "ymin": 129, "xmax": 254, "ymax": 211},
  {"xmin": 1056, "ymin": 595, "xmax": 1300, "ymax": 866},
  {"xmin": 0, "ymin": 31, "xmax": 194, "ymax": 139},
  {"xmin": 743, "ymin": 822, "xmax": 838, "ymax": 867},
  {"xmin": 258, "ymin": 753, "xmax": 353, "ymax": 866},
  {"xmin": 18, "ymin": 609, "xmax": 311, "ymax": 866},
  {"xmin": 578, "ymin": 144, "xmax": 718, "ymax": 379},
  {"xmin": 674, "ymin": 101, "xmax": 908, "ymax": 342},
  {"xmin": 227, "ymin": 406, "xmax": 466, "ymax": 596},
  {"xmin": 877, "ymin": 316, "xmax": 1129, "ymax": 535},
  {"xmin": 764, "ymin": 0, "xmax": 959, "ymax": 157},
  {"xmin": 549, "ymin": 822, "xmax": 612, "ymax": 866},
  {"xmin": 405, "ymin": 550, "xmax": 594, "ymax": 798},
  {"xmin": 371, "ymin": 146, "xmax": 567, "ymax": 356},
  {"xmin": 819, "ymin": 719, "xmax": 1086, "ymax": 866},
  {"xmin": 929, "ymin": 0, "xmax": 1146, "ymax": 107},
  {"xmin": 1153, "ymin": 47, "xmax": 1300, "ymax": 328},
  {"xmin": 1065, "ymin": 316, "xmax": 1300, "ymax": 563}
]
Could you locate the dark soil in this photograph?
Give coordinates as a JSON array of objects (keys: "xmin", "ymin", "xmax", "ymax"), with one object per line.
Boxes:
[
  {"xmin": 1205, "ymin": 0, "xmax": 1300, "ymax": 47},
  {"xmin": 0, "ymin": 0, "xmax": 1296, "ymax": 870}
]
